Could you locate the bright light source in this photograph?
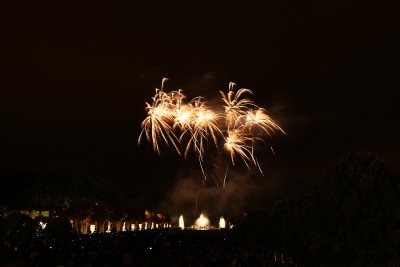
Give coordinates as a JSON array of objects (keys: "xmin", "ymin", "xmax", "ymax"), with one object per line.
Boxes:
[
  {"xmin": 179, "ymin": 215, "xmax": 184, "ymax": 230},
  {"xmin": 39, "ymin": 221, "xmax": 47, "ymax": 230},
  {"xmin": 219, "ymin": 217, "xmax": 226, "ymax": 229},
  {"xmin": 195, "ymin": 213, "xmax": 210, "ymax": 229},
  {"xmin": 89, "ymin": 224, "xmax": 96, "ymax": 234}
]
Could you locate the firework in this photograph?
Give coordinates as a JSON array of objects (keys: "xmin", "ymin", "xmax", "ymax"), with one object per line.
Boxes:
[
  {"xmin": 179, "ymin": 215, "xmax": 184, "ymax": 230},
  {"xmin": 241, "ymin": 108, "xmax": 286, "ymax": 135},
  {"xmin": 219, "ymin": 82, "xmax": 257, "ymax": 129},
  {"xmin": 183, "ymin": 97, "xmax": 222, "ymax": 161},
  {"xmin": 138, "ymin": 83, "xmax": 181, "ymax": 155},
  {"xmin": 219, "ymin": 216, "xmax": 226, "ymax": 229},
  {"xmin": 224, "ymin": 129, "xmax": 258, "ymax": 168},
  {"xmin": 138, "ymin": 78, "xmax": 285, "ymax": 185}
]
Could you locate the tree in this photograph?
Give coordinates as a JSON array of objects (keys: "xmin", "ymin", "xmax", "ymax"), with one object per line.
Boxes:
[
  {"xmin": 2, "ymin": 212, "xmax": 37, "ymax": 243},
  {"xmin": 320, "ymin": 152, "xmax": 400, "ymax": 263},
  {"xmin": 45, "ymin": 217, "xmax": 72, "ymax": 240},
  {"xmin": 234, "ymin": 152, "xmax": 400, "ymax": 266}
]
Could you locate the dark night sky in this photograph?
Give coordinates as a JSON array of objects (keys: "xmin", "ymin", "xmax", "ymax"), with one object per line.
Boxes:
[{"xmin": 1, "ymin": 0, "xmax": 400, "ymax": 207}]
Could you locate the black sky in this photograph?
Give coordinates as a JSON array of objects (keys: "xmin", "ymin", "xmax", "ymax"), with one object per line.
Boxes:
[{"xmin": 1, "ymin": 0, "xmax": 400, "ymax": 206}]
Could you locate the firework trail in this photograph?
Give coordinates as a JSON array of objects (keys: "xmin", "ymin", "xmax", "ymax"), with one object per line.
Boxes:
[
  {"xmin": 138, "ymin": 79, "xmax": 181, "ymax": 155},
  {"xmin": 220, "ymin": 82, "xmax": 257, "ymax": 129},
  {"xmin": 183, "ymin": 97, "xmax": 221, "ymax": 160},
  {"xmin": 138, "ymin": 78, "xmax": 285, "ymax": 187}
]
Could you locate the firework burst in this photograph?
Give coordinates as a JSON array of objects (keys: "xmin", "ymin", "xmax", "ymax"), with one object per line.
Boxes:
[
  {"xmin": 224, "ymin": 129, "xmax": 258, "ymax": 168},
  {"xmin": 241, "ymin": 108, "xmax": 286, "ymax": 135},
  {"xmin": 138, "ymin": 78, "xmax": 285, "ymax": 186},
  {"xmin": 220, "ymin": 82, "xmax": 257, "ymax": 129}
]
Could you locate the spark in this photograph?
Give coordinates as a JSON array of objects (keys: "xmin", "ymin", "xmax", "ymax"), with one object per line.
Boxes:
[
  {"xmin": 242, "ymin": 108, "xmax": 286, "ymax": 135},
  {"xmin": 138, "ymin": 78, "xmax": 285, "ymax": 185},
  {"xmin": 138, "ymin": 88, "xmax": 180, "ymax": 155},
  {"xmin": 220, "ymin": 82, "xmax": 257, "ymax": 129},
  {"xmin": 184, "ymin": 98, "xmax": 221, "ymax": 160},
  {"xmin": 223, "ymin": 129, "xmax": 258, "ymax": 169}
]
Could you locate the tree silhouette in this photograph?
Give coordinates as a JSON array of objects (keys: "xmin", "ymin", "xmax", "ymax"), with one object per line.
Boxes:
[{"xmin": 235, "ymin": 151, "xmax": 400, "ymax": 266}]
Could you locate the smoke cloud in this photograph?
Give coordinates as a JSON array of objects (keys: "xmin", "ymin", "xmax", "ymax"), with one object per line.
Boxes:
[{"xmin": 157, "ymin": 162, "xmax": 284, "ymax": 227}]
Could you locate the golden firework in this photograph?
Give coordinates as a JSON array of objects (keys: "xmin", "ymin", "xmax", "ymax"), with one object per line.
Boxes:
[
  {"xmin": 138, "ymin": 78, "xmax": 285, "ymax": 184},
  {"xmin": 220, "ymin": 82, "xmax": 257, "ymax": 129}
]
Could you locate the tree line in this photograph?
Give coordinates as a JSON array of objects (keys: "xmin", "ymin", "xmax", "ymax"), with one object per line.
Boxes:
[{"xmin": 234, "ymin": 152, "xmax": 400, "ymax": 266}]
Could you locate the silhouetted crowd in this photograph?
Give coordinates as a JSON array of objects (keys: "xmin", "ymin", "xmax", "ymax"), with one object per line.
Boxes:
[{"xmin": 0, "ymin": 230, "xmax": 295, "ymax": 267}]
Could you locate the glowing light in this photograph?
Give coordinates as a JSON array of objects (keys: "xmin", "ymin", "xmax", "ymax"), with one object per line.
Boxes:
[
  {"xmin": 224, "ymin": 129, "xmax": 257, "ymax": 167},
  {"xmin": 138, "ymin": 78, "xmax": 285, "ymax": 185},
  {"xmin": 195, "ymin": 213, "xmax": 210, "ymax": 229},
  {"xmin": 39, "ymin": 221, "xmax": 47, "ymax": 230},
  {"xmin": 219, "ymin": 217, "xmax": 226, "ymax": 229},
  {"xmin": 89, "ymin": 224, "xmax": 96, "ymax": 234},
  {"xmin": 243, "ymin": 108, "xmax": 286, "ymax": 135},
  {"xmin": 220, "ymin": 83, "xmax": 256, "ymax": 129},
  {"xmin": 106, "ymin": 222, "xmax": 111, "ymax": 233},
  {"xmin": 139, "ymin": 223, "xmax": 143, "ymax": 230},
  {"xmin": 138, "ymin": 82, "xmax": 181, "ymax": 156},
  {"xmin": 131, "ymin": 224, "xmax": 136, "ymax": 231},
  {"xmin": 122, "ymin": 222, "xmax": 126, "ymax": 232},
  {"xmin": 179, "ymin": 215, "xmax": 184, "ymax": 230}
]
